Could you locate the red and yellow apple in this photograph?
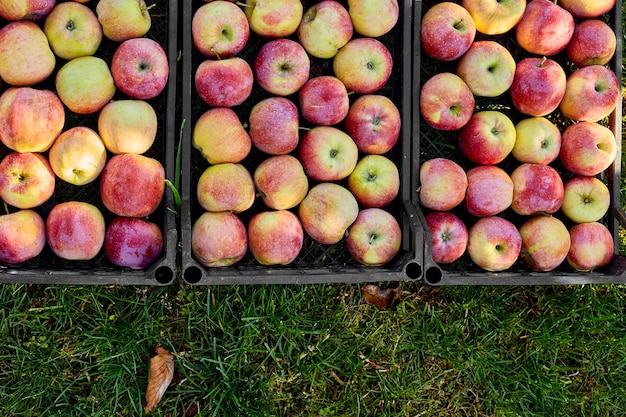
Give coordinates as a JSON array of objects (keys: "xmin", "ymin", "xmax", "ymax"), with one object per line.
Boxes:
[
  {"xmin": 98, "ymin": 99, "xmax": 158, "ymax": 155},
  {"xmin": 105, "ymin": 217, "xmax": 163, "ymax": 270},
  {"xmin": 424, "ymin": 211, "xmax": 468, "ymax": 264},
  {"xmin": 333, "ymin": 37, "xmax": 393, "ymax": 95},
  {"xmin": 191, "ymin": 211, "xmax": 248, "ymax": 268},
  {"xmin": 299, "ymin": 76, "xmax": 349, "ymax": 126},
  {"xmin": 197, "ymin": 163, "xmax": 255, "ymax": 213},
  {"xmin": 48, "ymin": 126, "xmax": 107, "ymax": 186},
  {"xmin": 0, "ymin": 209, "xmax": 45, "ymax": 265},
  {"xmin": 420, "ymin": 72, "xmax": 475, "ymax": 131},
  {"xmin": 456, "ymin": 40, "xmax": 516, "ymax": 98},
  {"xmin": 458, "ymin": 110, "xmax": 516, "ymax": 165},
  {"xmin": 253, "ymin": 155, "xmax": 308, "ymax": 211},
  {"xmin": 96, "ymin": 0, "xmax": 152, "ymax": 42},
  {"xmin": 43, "ymin": 1, "xmax": 102, "ymax": 60},
  {"xmin": 344, "ymin": 94, "xmax": 401, "ymax": 155},
  {"xmin": 55, "ymin": 56, "xmax": 116, "ymax": 115},
  {"xmin": 462, "ymin": 0, "xmax": 526, "ymax": 35},
  {"xmin": 509, "ymin": 57, "xmax": 566, "ymax": 117},
  {"xmin": 248, "ymin": 210, "xmax": 303, "ymax": 265},
  {"xmin": 192, "ymin": 0, "xmax": 249, "ymax": 59},
  {"xmin": 348, "ymin": 155, "xmax": 400, "ymax": 208},
  {"xmin": 419, "ymin": 157, "xmax": 467, "ymax": 211},
  {"xmin": 348, "ymin": 0, "xmax": 398, "ymax": 38},
  {"xmin": 559, "ymin": 121, "xmax": 616, "ymax": 176},
  {"xmin": 420, "ymin": 2, "xmax": 476, "ymax": 61},
  {"xmin": 566, "ymin": 19, "xmax": 616, "ymax": 68},
  {"xmin": 245, "ymin": 0, "xmax": 302, "ymax": 38},
  {"xmin": 0, "ymin": 152, "xmax": 55, "ymax": 209},
  {"xmin": 345, "ymin": 208, "xmax": 402, "ymax": 266},
  {"xmin": 558, "ymin": 0, "xmax": 616, "ymax": 18},
  {"xmin": 559, "ymin": 65, "xmax": 620, "ymax": 122},
  {"xmin": 568, "ymin": 222, "xmax": 614, "ymax": 271},
  {"xmin": 0, "ymin": 0, "xmax": 55, "ymax": 21},
  {"xmin": 512, "ymin": 117, "xmax": 561, "ymax": 165},
  {"xmin": 561, "ymin": 176, "xmax": 611, "ymax": 224},
  {"xmin": 467, "ymin": 216, "xmax": 522, "ymax": 272},
  {"xmin": 248, "ymin": 97, "xmax": 299, "ymax": 155},
  {"xmin": 195, "ymin": 57, "xmax": 253, "ymax": 107},
  {"xmin": 515, "ymin": 0, "xmax": 574, "ymax": 56},
  {"xmin": 193, "ymin": 107, "xmax": 251, "ymax": 164},
  {"xmin": 510, "ymin": 163, "xmax": 564, "ymax": 216},
  {"xmin": 46, "ymin": 201, "xmax": 105, "ymax": 261},
  {"xmin": 298, "ymin": 126, "xmax": 358, "ymax": 182},
  {"xmin": 297, "ymin": 0, "xmax": 353, "ymax": 59},
  {"xmin": 519, "ymin": 215, "xmax": 571, "ymax": 272},
  {"xmin": 464, "ymin": 165, "xmax": 513, "ymax": 217},
  {"xmin": 253, "ymin": 39, "xmax": 310, "ymax": 97}
]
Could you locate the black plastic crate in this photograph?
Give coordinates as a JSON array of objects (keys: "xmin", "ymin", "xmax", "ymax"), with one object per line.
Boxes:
[
  {"xmin": 0, "ymin": 0, "xmax": 179, "ymax": 285},
  {"xmin": 181, "ymin": 0, "xmax": 424, "ymax": 285},
  {"xmin": 414, "ymin": 0, "xmax": 626, "ymax": 285}
]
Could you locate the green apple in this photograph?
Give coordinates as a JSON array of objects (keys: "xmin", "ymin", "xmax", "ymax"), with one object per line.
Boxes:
[
  {"xmin": 96, "ymin": 0, "xmax": 151, "ymax": 42},
  {"xmin": 55, "ymin": 56, "xmax": 116, "ymax": 115},
  {"xmin": 44, "ymin": 1, "xmax": 102, "ymax": 60},
  {"xmin": 561, "ymin": 176, "xmax": 611, "ymax": 224},
  {"xmin": 348, "ymin": 0, "xmax": 398, "ymax": 37}
]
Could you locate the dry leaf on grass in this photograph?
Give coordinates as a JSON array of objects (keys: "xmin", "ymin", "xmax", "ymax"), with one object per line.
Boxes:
[
  {"xmin": 361, "ymin": 284, "xmax": 402, "ymax": 310},
  {"xmin": 145, "ymin": 346, "xmax": 175, "ymax": 413}
]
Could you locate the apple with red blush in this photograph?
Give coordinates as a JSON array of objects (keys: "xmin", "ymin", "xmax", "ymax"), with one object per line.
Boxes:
[
  {"xmin": 299, "ymin": 76, "xmax": 350, "ymax": 126},
  {"xmin": 467, "ymin": 216, "xmax": 521, "ymax": 272},
  {"xmin": 458, "ymin": 110, "xmax": 516, "ymax": 165},
  {"xmin": 568, "ymin": 222, "xmax": 614, "ymax": 271},
  {"xmin": 298, "ymin": 126, "xmax": 358, "ymax": 182},
  {"xmin": 567, "ymin": 20, "xmax": 616, "ymax": 68},
  {"xmin": 46, "ymin": 201, "xmax": 105, "ymax": 261},
  {"xmin": 0, "ymin": 210, "xmax": 45, "ymax": 265},
  {"xmin": 512, "ymin": 117, "xmax": 561, "ymax": 165},
  {"xmin": 105, "ymin": 217, "xmax": 163, "ymax": 270},
  {"xmin": 419, "ymin": 158, "xmax": 467, "ymax": 212},
  {"xmin": 420, "ymin": 72, "xmax": 475, "ymax": 131},
  {"xmin": 519, "ymin": 215, "xmax": 571, "ymax": 272},
  {"xmin": 254, "ymin": 39, "xmax": 310, "ymax": 97},
  {"xmin": 248, "ymin": 210, "xmax": 303, "ymax": 265},
  {"xmin": 195, "ymin": 57, "xmax": 253, "ymax": 107},
  {"xmin": 333, "ymin": 38, "xmax": 393, "ymax": 95},
  {"xmin": 464, "ymin": 165, "xmax": 513, "ymax": 217},
  {"xmin": 249, "ymin": 97, "xmax": 299, "ymax": 155},
  {"xmin": 510, "ymin": 57, "xmax": 566, "ymax": 117},
  {"xmin": 424, "ymin": 211, "xmax": 468, "ymax": 264},
  {"xmin": 192, "ymin": 0, "xmax": 249, "ymax": 59},
  {"xmin": 192, "ymin": 211, "xmax": 248, "ymax": 268},
  {"xmin": 345, "ymin": 208, "xmax": 402, "ymax": 266},
  {"xmin": 0, "ymin": 152, "xmax": 55, "ymax": 210},
  {"xmin": 559, "ymin": 65, "xmax": 620, "ymax": 122},
  {"xmin": 516, "ymin": 0, "xmax": 574, "ymax": 56},
  {"xmin": 420, "ymin": 2, "xmax": 476, "ymax": 62},
  {"xmin": 559, "ymin": 121, "xmax": 616, "ymax": 177},
  {"xmin": 344, "ymin": 94, "xmax": 401, "ymax": 155},
  {"xmin": 510, "ymin": 163, "xmax": 564, "ymax": 216}
]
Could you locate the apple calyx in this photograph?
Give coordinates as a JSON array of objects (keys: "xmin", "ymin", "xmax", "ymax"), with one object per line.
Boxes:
[
  {"xmin": 368, "ymin": 232, "xmax": 378, "ymax": 245},
  {"xmin": 66, "ymin": 20, "xmax": 77, "ymax": 32},
  {"xmin": 453, "ymin": 19, "xmax": 466, "ymax": 32}
]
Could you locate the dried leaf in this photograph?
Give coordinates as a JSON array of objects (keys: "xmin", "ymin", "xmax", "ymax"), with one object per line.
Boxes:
[
  {"xmin": 361, "ymin": 284, "xmax": 401, "ymax": 310},
  {"xmin": 145, "ymin": 346, "xmax": 175, "ymax": 413}
]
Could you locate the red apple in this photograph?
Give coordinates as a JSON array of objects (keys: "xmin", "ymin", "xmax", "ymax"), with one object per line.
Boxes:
[
  {"xmin": 192, "ymin": 1, "xmax": 249, "ymax": 59},
  {"xmin": 566, "ymin": 20, "xmax": 616, "ymax": 68},
  {"xmin": 456, "ymin": 40, "xmax": 516, "ymax": 98},
  {"xmin": 420, "ymin": 72, "xmax": 475, "ymax": 131},
  {"xmin": 46, "ymin": 201, "xmax": 105, "ymax": 261},
  {"xmin": 254, "ymin": 39, "xmax": 310, "ymax": 96},
  {"xmin": 333, "ymin": 37, "xmax": 393, "ymax": 95},
  {"xmin": 191, "ymin": 211, "xmax": 248, "ymax": 268},
  {"xmin": 559, "ymin": 65, "xmax": 620, "ymax": 122},
  {"xmin": 344, "ymin": 94, "xmax": 401, "ymax": 155},
  {"xmin": 568, "ymin": 222, "xmax": 614, "ymax": 271},
  {"xmin": 458, "ymin": 110, "xmax": 516, "ymax": 165},
  {"xmin": 420, "ymin": 2, "xmax": 476, "ymax": 61},
  {"xmin": 519, "ymin": 215, "xmax": 571, "ymax": 272},
  {"xmin": 419, "ymin": 157, "xmax": 467, "ymax": 211},
  {"xmin": 299, "ymin": 76, "xmax": 349, "ymax": 126},
  {"xmin": 348, "ymin": 154, "xmax": 400, "ymax": 208},
  {"xmin": 424, "ymin": 211, "xmax": 468, "ymax": 264},
  {"xmin": 195, "ymin": 57, "xmax": 253, "ymax": 107},
  {"xmin": 298, "ymin": 126, "xmax": 358, "ymax": 182},
  {"xmin": 248, "ymin": 97, "xmax": 299, "ymax": 155},
  {"xmin": 196, "ymin": 163, "xmax": 255, "ymax": 213},
  {"xmin": 464, "ymin": 165, "xmax": 514, "ymax": 217},
  {"xmin": 193, "ymin": 107, "xmax": 251, "ymax": 164},
  {"xmin": 559, "ymin": 121, "xmax": 616, "ymax": 176},
  {"xmin": 462, "ymin": 0, "xmax": 526, "ymax": 35},
  {"xmin": 253, "ymin": 155, "xmax": 309, "ymax": 211},
  {"xmin": 515, "ymin": 0, "xmax": 574, "ymax": 56},
  {"xmin": 509, "ymin": 57, "xmax": 566, "ymax": 117},
  {"xmin": 512, "ymin": 117, "xmax": 561, "ymax": 165},
  {"xmin": 510, "ymin": 163, "xmax": 564, "ymax": 216},
  {"xmin": 0, "ymin": 209, "xmax": 45, "ymax": 265},
  {"xmin": 345, "ymin": 208, "xmax": 402, "ymax": 266},
  {"xmin": 105, "ymin": 217, "xmax": 163, "ymax": 270},
  {"xmin": 0, "ymin": 152, "xmax": 55, "ymax": 209},
  {"xmin": 467, "ymin": 216, "xmax": 522, "ymax": 272},
  {"xmin": 561, "ymin": 176, "xmax": 611, "ymax": 224},
  {"xmin": 248, "ymin": 210, "xmax": 304, "ymax": 265},
  {"xmin": 558, "ymin": 0, "xmax": 616, "ymax": 18}
]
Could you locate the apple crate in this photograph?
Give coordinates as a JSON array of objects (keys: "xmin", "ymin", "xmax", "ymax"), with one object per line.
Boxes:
[
  {"xmin": 0, "ymin": 0, "xmax": 179, "ymax": 285},
  {"xmin": 415, "ymin": 0, "xmax": 626, "ymax": 285},
  {"xmin": 180, "ymin": 0, "xmax": 425, "ymax": 285}
]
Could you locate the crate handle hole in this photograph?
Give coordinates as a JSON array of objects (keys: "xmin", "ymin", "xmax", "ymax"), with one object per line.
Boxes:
[
  {"xmin": 183, "ymin": 265, "xmax": 203, "ymax": 284},
  {"xmin": 404, "ymin": 261, "xmax": 422, "ymax": 280},
  {"xmin": 155, "ymin": 266, "xmax": 174, "ymax": 284},
  {"xmin": 424, "ymin": 266, "xmax": 442, "ymax": 285}
]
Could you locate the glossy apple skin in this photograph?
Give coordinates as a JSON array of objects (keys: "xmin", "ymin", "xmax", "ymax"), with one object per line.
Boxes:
[
  {"xmin": 348, "ymin": 155, "xmax": 400, "ymax": 208},
  {"xmin": 192, "ymin": 1, "xmax": 249, "ymax": 58},
  {"xmin": 566, "ymin": 20, "xmax": 616, "ymax": 68},
  {"xmin": 48, "ymin": 126, "xmax": 107, "ymax": 186},
  {"xmin": 559, "ymin": 65, "xmax": 620, "ymax": 122},
  {"xmin": 519, "ymin": 215, "xmax": 571, "ymax": 272},
  {"xmin": 297, "ymin": 0, "xmax": 353, "ymax": 59},
  {"xmin": 245, "ymin": 0, "xmax": 303, "ymax": 38},
  {"xmin": 0, "ymin": 152, "xmax": 55, "ymax": 209},
  {"xmin": 456, "ymin": 40, "xmax": 516, "ymax": 98},
  {"xmin": 111, "ymin": 38, "xmax": 169, "ymax": 100},
  {"xmin": 192, "ymin": 211, "xmax": 248, "ymax": 268},
  {"xmin": 559, "ymin": 121, "xmax": 616, "ymax": 177},
  {"xmin": 98, "ymin": 99, "xmax": 157, "ymax": 155},
  {"xmin": 195, "ymin": 57, "xmax": 253, "ymax": 107},
  {"xmin": 0, "ymin": 210, "xmax": 45, "ymax": 265},
  {"xmin": 299, "ymin": 183, "xmax": 359, "ymax": 245},
  {"xmin": 464, "ymin": 165, "xmax": 513, "ymax": 217},
  {"xmin": 568, "ymin": 222, "xmax": 614, "ymax": 271},
  {"xmin": 558, "ymin": 0, "xmax": 616, "ymax": 18},
  {"xmin": 419, "ymin": 157, "xmax": 467, "ymax": 211},
  {"xmin": 248, "ymin": 210, "xmax": 303, "ymax": 265},
  {"xmin": 344, "ymin": 94, "xmax": 400, "ymax": 155},
  {"xmin": 254, "ymin": 39, "xmax": 310, "ymax": 96},
  {"xmin": 468, "ymin": 216, "xmax": 521, "ymax": 272},
  {"xmin": 561, "ymin": 176, "xmax": 611, "ymax": 224},
  {"xmin": 253, "ymin": 155, "xmax": 308, "ymax": 211},
  {"xmin": 0, "ymin": 21, "xmax": 56, "ymax": 86},
  {"xmin": 462, "ymin": 0, "xmax": 526, "ymax": 35},
  {"xmin": 43, "ymin": 2, "xmax": 102, "ymax": 60},
  {"xmin": 298, "ymin": 126, "xmax": 358, "ymax": 182},
  {"xmin": 509, "ymin": 57, "xmax": 566, "ymax": 117},
  {"xmin": 100, "ymin": 154, "xmax": 165, "ymax": 218},
  {"xmin": 96, "ymin": 0, "xmax": 151, "ymax": 42},
  {"xmin": 55, "ymin": 56, "xmax": 116, "ymax": 114},
  {"xmin": 46, "ymin": 201, "xmax": 106, "ymax": 261},
  {"xmin": 515, "ymin": 0, "xmax": 574, "ymax": 56},
  {"xmin": 348, "ymin": 0, "xmax": 398, "ymax": 38},
  {"xmin": 420, "ymin": 72, "xmax": 475, "ymax": 131},
  {"xmin": 458, "ymin": 110, "xmax": 516, "ymax": 165},
  {"xmin": 333, "ymin": 38, "xmax": 393, "ymax": 94},
  {"xmin": 345, "ymin": 208, "xmax": 402, "ymax": 266},
  {"xmin": 0, "ymin": 0, "xmax": 55, "ymax": 21},
  {"xmin": 424, "ymin": 211, "xmax": 468, "ymax": 264},
  {"xmin": 299, "ymin": 76, "xmax": 349, "ymax": 126},
  {"xmin": 0, "ymin": 87, "xmax": 65, "ymax": 153},
  {"xmin": 249, "ymin": 97, "xmax": 299, "ymax": 155},
  {"xmin": 105, "ymin": 217, "xmax": 163, "ymax": 270},
  {"xmin": 512, "ymin": 117, "xmax": 561, "ymax": 165},
  {"xmin": 193, "ymin": 107, "xmax": 251, "ymax": 164},
  {"xmin": 420, "ymin": 2, "xmax": 476, "ymax": 61},
  {"xmin": 510, "ymin": 163, "xmax": 564, "ymax": 216},
  {"xmin": 197, "ymin": 163, "xmax": 255, "ymax": 213}
]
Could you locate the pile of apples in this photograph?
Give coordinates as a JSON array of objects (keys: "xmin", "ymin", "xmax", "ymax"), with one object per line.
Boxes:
[
  {"xmin": 418, "ymin": 0, "xmax": 620, "ymax": 273},
  {"xmin": 189, "ymin": 0, "xmax": 405, "ymax": 268},
  {"xmin": 0, "ymin": 0, "xmax": 170, "ymax": 270}
]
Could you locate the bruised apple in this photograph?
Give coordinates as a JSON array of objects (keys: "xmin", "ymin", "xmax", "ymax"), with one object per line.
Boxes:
[{"xmin": 192, "ymin": 211, "xmax": 248, "ymax": 268}]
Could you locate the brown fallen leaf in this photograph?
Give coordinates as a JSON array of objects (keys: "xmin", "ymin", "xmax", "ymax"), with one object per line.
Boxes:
[
  {"xmin": 361, "ymin": 284, "xmax": 401, "ymax": 310},
  {"xmin": 145, "ymin": 346, "xmax": 175, "ymax": 413}
]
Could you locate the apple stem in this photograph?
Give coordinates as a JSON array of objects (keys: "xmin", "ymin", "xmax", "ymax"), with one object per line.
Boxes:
[
  {"xmin": 145, "ymin": 3, "xmax": 156, "ymax": 11},
  {"xmin": 211, "ymin": 48, "xmax": 222, "ymax": 60},
  {"xmin": 347, "ymin": 91, "xmax": 356, "ymax": 96},
  {"xmin": 298, "ymin": 126, "xmax": 311, "ymax": 131},
  {"xmin": 236, "ymin": 1, "xmax": 252, "ymax": 7},
  {"xmin": 540, "ymin": 56, "xmax": 547, "ymax": 67}
]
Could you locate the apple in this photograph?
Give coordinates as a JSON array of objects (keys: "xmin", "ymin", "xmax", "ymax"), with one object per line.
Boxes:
[
  {"xmin": 96, "ymin": 0, "xmax": 151, "ymax": 42},
  {"xmin": 559, "ymin": 65, "xmax": 620, "ymax": 122},
  {"xmin": 297, "ymin": 0, "xmax": 353, "ymax": 59},
  {"xmin": 254, "ymin": 39, "xmax": 310, "ymax": 96},
  {"xmin": 298, "ymin": 126, "xmax": 359, "ymax": 182},
  {"xmin": 111, "ymin": 37, "xmax": 169, "ymax": 100},
  {"xmin": 105, "ymin": 217, "xmax": 163, "ymax": 270},
  {"xmin": 298, "ymin": 182, "xmax": 359, "ymax": 245},
  {"xmin": 566, "ymin": 20, "xmax": 616, "ymax": 68},
  {"xmin": 245, "ymin": 0, "xmax": 302, "ymax": 38},
  {"xmin": 467, "ymin": 216, "xmax": 521, "ymax": 272},
  {"xmin": 192, "ymin": 1, "xmax": 249, "ymax": 59},
  {"xmin": 458, "ymin": 110, "xmax": 516, "ymax": 165},
  {"xmin": 519, "ymin": 215, "xmax": 571, "ymax": 272},
  {"xmin": 193, "ymin": 107, "xmax": 251, "ymax": 164},
  {"xmin": 191, "ymin": 211, "xmax": 248, "ymax": 267},
  {"xmin": 420, "ymin": 2, "xmax": 476, "ymax": 62},
  {"xmin": 561, "ymin": 176, "xmax": 610, "ymax": 224},
  {"xmin": 0, "ymin": 0, "xmax": 55, "ymax": 21},
  {"xmin": 347, "ymin": 0, "xmax": 398, "ymax": 38},
  {"xmin": 48, "ymin": 126, "xmax": 107, "ymax": 186},
  {"xmin": 512, "ymin": 117, "xmax": 561, "ymax": 165},
  {"xmin": 43, "ymin": 1, "xmax": 102, "ymax": 60},
  {"xmin": 456, "ymin": 40, "xmax": 516, "ymax": 98},
  {"xmin": 344, "ymin": 94, "xmax": 401, "ymax": 155},
  {"xmin": 46, "ymin": 201, "xmax": 105, "ymax": 261},
  {"xmin": 248, "ymin": 97, "xmax": 299, "ymax": 155},
  {"xmin": 55, "ymin": 56, "xmax": 116, "ymax": 115},
  {"xmin": 248, "ymin": 210, "xmax": 303, "ymax": 265},
  {"xmin": 568, "ymin": 222, "xmax": 614, "ymax": 271},
  {"xmin": 509, "ymin": 57, "xmax": 566, "ymax": 117},
  {"xmin": 0, "ymin": 87, "xmax": 65, "ymax": 153},
  {"xmin": 98, "ymin": 99, "xmax": 157, "ymax": 155},
  {"xmin": 424, "ymin": 211, "xmax": 468, "ymax": 264},
  {"xmin": 559, "ymin": 121, "xmax": 616, "ymax": 176},
  {"xmin": 348, "ymin": 155, "xmax": 400, "ymax": 208},
  {"xmin": 195, "ymin": 57, "xmax": 253, "ymax": 107},
  {"xmin": 558, "ymin": 0, "xmax": 616, "ymax": 18},
  {"xmin": 419, "ymin": 72, "xmax": 475, "ymax": 131},
  {"xmin": 333, "ymin": 38, "xmax": 393, "ymax": 95},
  {"xmin": 461, "ymin": 0, "xmax": 526, "ymax": 35},
  {"xmin": 464, "ymin": 165, "xmax": 514, "ymax": 217},
  {"xmin": 345, "ymin": 208, "xmax": 402, "ymax": 266},
  {"xmin": 419, "ymin": 157, "xmax": 467, "ymax": 211},
  {"xmin": 253, "ymin": 155, "xmax": 308, "ymax": 211},
  {"xmin": 100, "ymin": 153, "xmax": 165, "ymax": 218},
  {"xmin": 515, "ymin": 0, "xmax": 574, "ymax": 56},
  {"xmin": 0, "ymin": 210, "xmax": 45, "ymax": 265},
  {"xmin": 196, "ymin": 163, "xmax": 255, "ymax": 213},
  {"xmin": 510, "ymin": 163, "xmax": 564, "ymax": 216},
  {"xmin": 0, "ymin": 21, "xmax": 56, "ymax": 86},
  {"xmin": 299, "ymin": 76, "xmax": 349, "ymax": 126},
  {"xmin": 0, "ymin": 152, "xmax": 55, "ymax": 209}
]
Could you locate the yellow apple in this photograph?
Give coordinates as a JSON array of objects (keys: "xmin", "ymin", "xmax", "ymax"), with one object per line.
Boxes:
[
  {"xmin": 48, "ymin": 126, "xmax": 107, "ymax": 186},
  {"xmin": 55, "ymin": 56, "xmax": 116, "ymax": 115},
  {"xmin": 98, "ymin": 100, "xmax": 157, "ymax": 155}
]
